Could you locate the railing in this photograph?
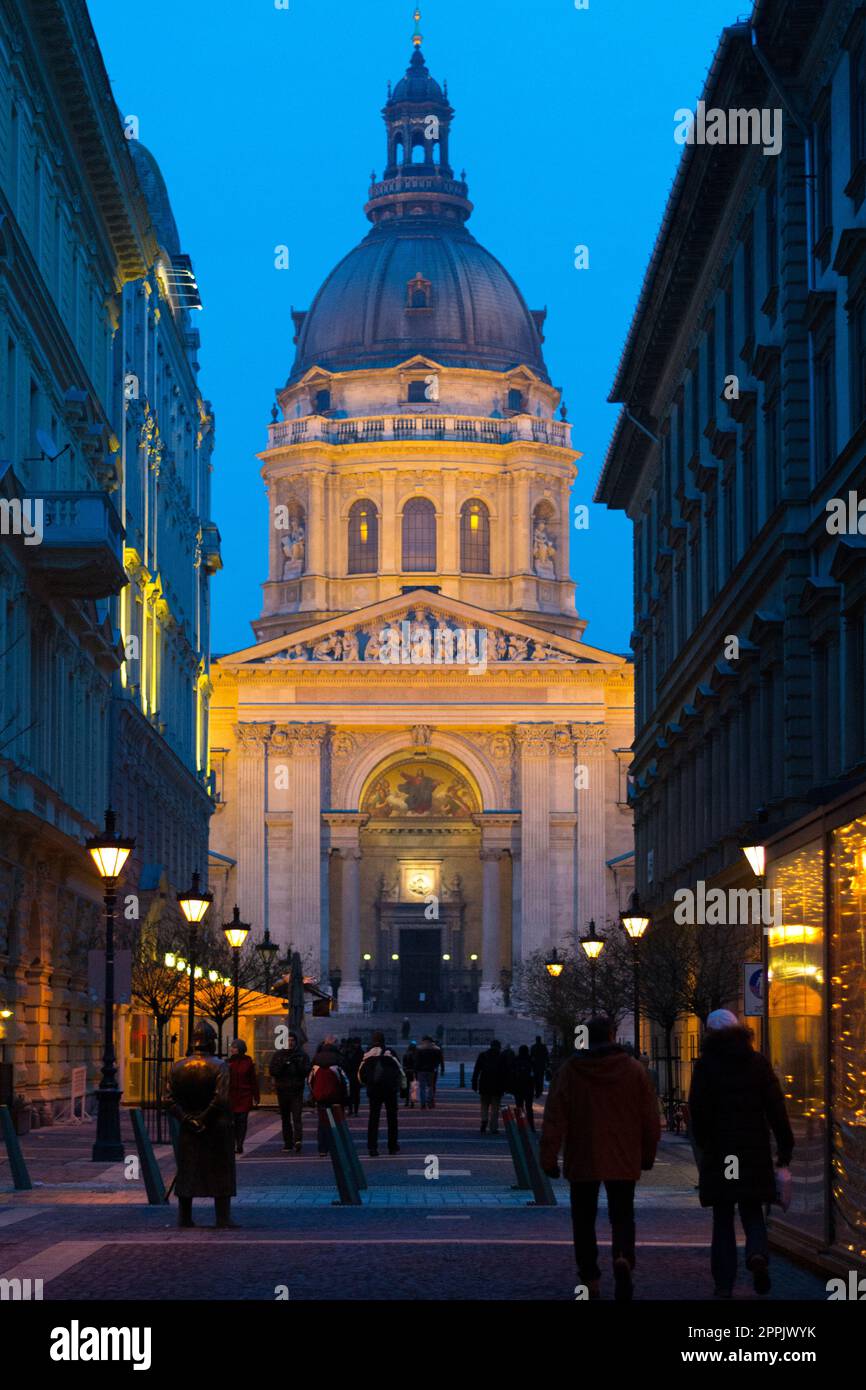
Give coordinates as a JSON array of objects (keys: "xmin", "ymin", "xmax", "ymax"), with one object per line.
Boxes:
[{"xmin": 267, "ymin": 413, "xmax": 571, "ymax": 451}]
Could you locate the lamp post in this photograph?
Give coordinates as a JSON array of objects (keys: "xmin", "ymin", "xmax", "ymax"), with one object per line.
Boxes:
[
  {"xmin": 255, "ymin": 927, "xmax": 279, "ymax": 995},
  {"xmin": 742, "ymin": 842, "xmax": 768, "ymax": 1052},
  {"xmin": 177, "ymin": 870, "xmax": 213, "ymax": 1052},
  {"xmin": 545, "ymin": 947, "xmax": 564, "ymax": 1050},
  {"xmin": 222, "ymin": 906, "xmax": 250, "ymax": 1041},
  {"xmin": 620, "ymin": 892, "xmax": 651, "ymax": 1059},
  {"xmin": 580, "ymin": 919, "xmax": 605, "ymax": 1013},
  {"xmin": 85, "ymin": 808, "xmax": 135, "ymax": 1161}
]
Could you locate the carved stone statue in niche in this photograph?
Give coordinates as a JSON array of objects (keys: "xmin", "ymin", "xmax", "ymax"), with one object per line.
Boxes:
[
  {"xmin": 533, "ymin": 517, "xmax": 557, "ymax": 578},
  {"xmin": 280, "ymin": 514, "xmax": 306, "ymax": 578}
]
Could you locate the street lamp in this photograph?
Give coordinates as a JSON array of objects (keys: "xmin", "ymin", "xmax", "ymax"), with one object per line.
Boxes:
[
  {"xmin": 742, "ymin": 842, "xmax": 768, "ymax": 1050},
  {"xmin": 222, "ymin": 906, "xmax": 250, "ymax": 1041},
  {"xmin": 545, "ymin": 948, "xmax": 564, "ymax": 978},
  {"xmin": 177, "ymin": 870, "xmax": 213, "ymax": 1052},
  {"xmin": 620, "ymin": 891, "xmax": 651, "ymax": 1059},
  {"xmin": 580, "ymin": 919, "xmax": 605, "ymax": 1012},
  {"xmin": 255, "ymin": 927, "xmax": 279, "ymax": 994},
  {"xmin": 85, "ymin": 808, "xmax": 135, "ymax": 1161}
]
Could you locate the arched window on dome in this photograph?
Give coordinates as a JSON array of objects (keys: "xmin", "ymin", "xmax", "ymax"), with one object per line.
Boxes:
[
  {"xmin": 460, "ymin": 499, "xmax": 490, "ymax": 575},
  {"xmin": 402, "ymin": 497, "xmax": 437, "ymax": 572},
  {"xmin": 348, "ymin": 500, "xmax": 379, "ymax": 575},
  {"xmin": 407, "ymin": 380, "xmax": 428, "ymax": 403}
]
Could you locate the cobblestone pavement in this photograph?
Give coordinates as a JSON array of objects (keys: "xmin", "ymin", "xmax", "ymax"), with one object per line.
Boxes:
[{"xmin": 0, "ymin": 1071, "xmax": 829, "ymax": 1301}]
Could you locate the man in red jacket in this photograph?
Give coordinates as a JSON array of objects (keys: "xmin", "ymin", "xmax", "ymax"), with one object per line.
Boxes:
[
  {"xmin": 540, "ymin": 1015, "xmax": 660, "ymax": 1301},
  {"xmin": 228, "ymin": 1039, "xmax": 260, "ymax": 1155}
]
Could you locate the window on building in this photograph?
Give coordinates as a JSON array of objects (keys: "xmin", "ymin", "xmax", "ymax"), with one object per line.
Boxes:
[
  {"xmin": 408, "ymin": 380, "xmax": 428, "ymax": 403},
  {"xmin": 851, "ymin": 41, "xmax": 866, "ymax": 172},
  {"xmin": 706, "ymin": 497, "xmax": 718, "ymax": 603},
  {"xmin": 766, "ymin": 170, "xmax": 778, "ymax": 288},
  {"xmin": 402, "ymin": 497, "xmax": 436, "ymax": 571},
  {"xmin": 724, "ymin": 475, "xmax": 737, "ymax": 577},
  {"xmin": 348, "ymin": 499, "xmax": 379, "ymax": 574},
  {"xmin": 851, "ymin": 295, "xmax": 866, "ymax": 431},
  {"xmin": 705, "ymin": 318, "xmax": 717, "ymax": 423},
  {"xmin": 689, "ymin": 534, "xmax": 701, "ymax": 631},
  {"xmin": 816, "ymin": 107, "xmax": 832, "ymax": 245},
  {"xmin": 764, "ymin": 395, "xmax": 781, "ymax": 513},
  {"xmin": 507, "ymin": 388, "xmax": 524, "ymax": 412},
  {"xmin": 742, "ymin": 432, "xmax": 758, "ymax": 543},
  {"xmin": 314, "ymin": 388, "xmax": 331, "ymax": 413},
  {"xmin": 743, "ymin": 232, "xmax": 755, "ymax": 341},
  {"xmin": 724, "ymin": 283, "xmax": 734, "ymax": 376},
  {"xmin": 460, "ymin": 499, "xmax": 490, "ymax": 573},
  {"xmin": 813, "ymin": 335, "xmax": 836, "ymax": 477},
  {"xmin": 690, "ymin": 371, "xmax": 700, "ymax": 460}
]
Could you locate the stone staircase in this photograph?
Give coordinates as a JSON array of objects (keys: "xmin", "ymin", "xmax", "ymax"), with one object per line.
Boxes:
[{"xmin": 300, "ymin": 1010, "xmax": 547, "ymax": 1059}]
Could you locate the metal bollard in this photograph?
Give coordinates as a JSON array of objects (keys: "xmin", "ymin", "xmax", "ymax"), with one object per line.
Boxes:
[{"xmin": 459, "ymin": 1062, "xmax": 466, "ymax": 1088}]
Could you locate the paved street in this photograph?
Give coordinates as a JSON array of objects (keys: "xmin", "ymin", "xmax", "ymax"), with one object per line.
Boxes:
[{"xmin": 0, "ymin": 1070, "xmax": 828, "ymax": 1302}]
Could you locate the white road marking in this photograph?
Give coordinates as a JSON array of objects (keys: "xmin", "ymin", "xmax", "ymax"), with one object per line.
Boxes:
[{"xmin": 0, "ymin": 1240, "xmax": 104, "ymax": 1285}]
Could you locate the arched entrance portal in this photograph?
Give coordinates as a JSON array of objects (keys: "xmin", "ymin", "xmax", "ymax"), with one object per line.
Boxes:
[{"xmin": 327, "ymin": 750, "xmax": 513, "ymax": 1014}]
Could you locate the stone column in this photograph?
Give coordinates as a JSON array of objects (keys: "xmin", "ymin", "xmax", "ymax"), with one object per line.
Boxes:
[
  {"xmin": 478, "ymin": 849, "xmax": 504, "ymax": 1013},
  {"xmin": 264, "ymin": 810, "xmax": 292, "ymax": 951},
  {"xmin": 442, "ymin": 469, "xmax": 458, "ymax": 573},
  {"xmin": 381, "ymin": 470, "xmax": 397, "ymax": 573},
  {"xmin": 573, "ymin": 723, "xmax": 607, "ymax": 929},
  {"xmin": 234, "ymin": 723, "xmax": 270, "ymax": 933},
  {"xmin": 323, "ymin": 812, "xmax": 368, "ymax": 1013},
  {"xmin": 339, "ymin": 848, "xmax": 363, "ymax": 1012},
  {"xmin": 282, "ymin": 724, "xmax": 328, "ymax": 976},
  {"xmin": 515, "ymin": 725, "xmax": 553, "ymax": 957},
  {"xmin": 306, "ymin": 469, "xmax": 326, "ymax": 575}
]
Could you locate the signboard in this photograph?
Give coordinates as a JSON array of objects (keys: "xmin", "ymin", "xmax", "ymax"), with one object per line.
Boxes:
[
  {"xmin": 70, "ymin": 1065, "xmax": 87, "ymax": 1123},
  {"xmin": 744, "ymin": 962, "xmax": 764, "ymax": 1016}
]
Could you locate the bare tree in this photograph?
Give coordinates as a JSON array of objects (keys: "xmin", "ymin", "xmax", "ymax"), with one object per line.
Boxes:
[
  {"xmin": 514, "ymin": 934, "xmax": 633, "ymax": 1049},
  {"xmin": 683, "ymin": 921, "xmax": 756, "ymax": 1027},
  {"xmin": 131, "ymin": 917, "xmax": 189, "ymax": 1137},
  {"xmin": 638, "ymin": 919, "xmax": 693, "ymax": 1119}
]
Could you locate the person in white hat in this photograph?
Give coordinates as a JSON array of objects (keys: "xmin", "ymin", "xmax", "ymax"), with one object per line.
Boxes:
[{"xmin": 688, "ymin": 1011, "xmax": 793, "ymax": 1297}]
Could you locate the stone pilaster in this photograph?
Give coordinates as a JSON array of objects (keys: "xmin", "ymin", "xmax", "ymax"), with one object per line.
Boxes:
[
  {"xmin": 573, "ymin": 722, "xmax": 607, "ymax": 929},
  {"xmin": 277, "ymin": 724, "xmax": 328, "ymax": 974},
  {"xmin": 478, "ymin": 848, "xmax": 504, "ymax": 1013},
  {"xmin": 323, "ymin": 812, "xmax": 369, "ymax": 1013},
  {"xmin": 234, "ymin": 723, "xmax": 270, "ymax": 934},
  {"xmin": 264, "ymin": 810, "xmax": 292, "ymax": 951},
  {"xmin": 515, "ymin": 724, "xmax": 554, "ymax": 955}
]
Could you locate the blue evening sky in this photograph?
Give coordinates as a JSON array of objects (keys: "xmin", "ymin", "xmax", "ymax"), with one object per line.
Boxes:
[{"xmin": 88, "ymin": 0, "xmax": 737, "ymax": 657}]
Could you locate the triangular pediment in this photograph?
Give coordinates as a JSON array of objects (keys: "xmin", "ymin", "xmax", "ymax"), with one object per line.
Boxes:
[{"xmin": 217, "ymin": 589, "xmax": 628, "ymax": 671}]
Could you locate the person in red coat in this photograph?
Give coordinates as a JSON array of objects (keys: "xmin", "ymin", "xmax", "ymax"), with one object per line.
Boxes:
[
  {"xmin": 540, "ymin": 1015, "xmax": 660, "ymax": 1302},
  {"xmin": 228, "ymin": 1039, "xmax": 260, "ymax": 1154}
]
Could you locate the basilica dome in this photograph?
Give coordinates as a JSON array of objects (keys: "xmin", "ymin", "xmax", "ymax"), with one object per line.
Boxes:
[{"xmin": 288, "ymin": 41, "xmax": 549, "ymax": 385}]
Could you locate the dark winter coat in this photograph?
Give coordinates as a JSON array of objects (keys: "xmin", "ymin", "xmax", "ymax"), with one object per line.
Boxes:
[
  {"xmin": 414, "ymin": 1040, "xmax": 443, "ymax": 1074},
  {"xmin": 228, "ymin": 1054, "xmax": 260, "ymax": 1114},
  {"xmin": 270, "ymin": 1048, "xmax": 311, "ymax": 1094},
  {"xmin": 530, "ymin": 1041, "xmax": 549, "ymax": 1076},
  {"xmin": 539, "ymin": 1043, "xmax": 660, "ymax": 1182},
  {"xmin": 513, "ymin": 1053, "xmax": 535, "ymax": 1104},
  {"xmin": 688, "ymin": 1026, "xmax": 794, "ymax": 1207},
  {"xmin": 472, "ymin": 1047, "xmax": 509, "ymax": 1095},
  {"xmin": 358, "ymin": 1045, "xmax": 405, "ymax": 1095},
  {"xmin": 166, "ymin": 1052, "xmax": 236, "ymax": 1198}
]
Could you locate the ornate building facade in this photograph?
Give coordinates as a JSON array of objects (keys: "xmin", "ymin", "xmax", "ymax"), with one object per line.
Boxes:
[
  {"xmin": 597, "ymin": 0, "xmax": 866, "ymax": 1271},
  {"xmin": 0, "ymin": 0, "xmax": 218, "ymax": 1117},
  {"xmin": 210, "ymin": 28, "xmax": 634, "ymax": 1016}
]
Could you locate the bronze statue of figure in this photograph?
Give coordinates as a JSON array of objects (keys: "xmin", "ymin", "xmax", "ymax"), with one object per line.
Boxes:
[{"xmin": 166, "ymin": 1020, "xmax": 237, "ymax": 1228}]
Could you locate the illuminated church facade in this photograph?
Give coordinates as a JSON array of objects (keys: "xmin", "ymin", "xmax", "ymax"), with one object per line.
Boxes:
[{"xmin": 209, "ymin": 20, "xmax": 634, "ymax": 1014}]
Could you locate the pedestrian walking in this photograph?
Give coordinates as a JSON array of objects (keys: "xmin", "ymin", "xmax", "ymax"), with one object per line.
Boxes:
[
  {"xmin": 530, "ymin": 1035, "xmax": 549, "ymax": 1098},
  {"xmin": 401, "ymin": 1016, "xmax": 411, "ymax": 1040},
  {"xmin": 687, "ymin": 1009, "xmax": 794, "ymax": 1299},
  {"xmin": 308, "ymin": 1034, "xmax": 350, "ymax": 1157},
  {"xmin": 343, "ymin": 1037, "xmax": 364, "ymax": 1116},
  {"xmin": 513, "ymin": 1044, "xmax": 537, "ymax": 1130},
  {"xmin": 359, "ymin": 1031, "xmax": 405, "ymax": 1156},
  {"xmin": 166, "ymin": 1021, "xmax": 237, "ymax": 1229},
  {"xmin": 402, "ymin": 1040, "xmax": 418, "ymax": 1108},
  {"xmin": 414, "ymin": 1035, "xmax": 443, "ymax": 1109},
  {"xmin": 269, "ymin": 1031, "xmax": 310, "ymax": 1152},
  {"xmin": 540, "ymin": 1014, "xmax": 660, "ymax": 1301},
  {"xmin": 472, "ymin": 1038, "xmax": 507, "ymax": 1133},
  {"xmin": 228, "ymin": 1039, "xmax": 260, "ymax": 1155}
]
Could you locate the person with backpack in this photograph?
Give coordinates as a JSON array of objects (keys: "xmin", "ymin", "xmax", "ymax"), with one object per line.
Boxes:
[
  {"xmin": 308, "ymin": 1034, "xmax": 350, "ymax": 1157},
  {"xmin": 688, "ymin": 1009, "xmax": 794, "ymax": 1299},
  {"xmin": 402, "ymin": 1040, "xmax": 418, "ymax": 1108},
  {"xmin": 513, "ymin": 1044, "xmax": 537, "ymax": 1130},
  {"xmin": 269, "ymin": 1031, "xmax": 311, "ymax": 1152},
  {"xmin": 414, "ymin": 1035, "xmax": 443, "ymax": 1109},
  {"xmin": 358, "ymin": 1030, "xmax": 405, "ymax": 1157},
  {"xmin": 472, "ymin": 1039, "xmax": 507, "ymax": 1134}
]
